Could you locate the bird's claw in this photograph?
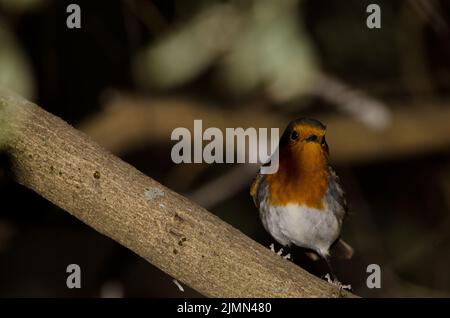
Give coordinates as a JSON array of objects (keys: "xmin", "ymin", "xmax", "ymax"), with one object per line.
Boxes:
[
  {"xmin": 269, "ymin": 243, "xmax": 292, "ymax": 260},
  {"xmin": 270, "ymin": 243, "xmax": 275, "ymax": 253},
  {"xmin": 277, "ymin": 248, "xmax": 283, "ymax": 256},
  {"xmin": 324, "ymin": 273, "xmax": 352, "ymax": 292}
]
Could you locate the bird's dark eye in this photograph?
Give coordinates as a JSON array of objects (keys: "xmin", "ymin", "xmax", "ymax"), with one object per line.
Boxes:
[
  {"xmin": 306, "ymin": 134, "xmax": 318, "ymax": 142},
  {"xmin": 291, "ymin": 130, "xmax": 299, "ymax": 141}
]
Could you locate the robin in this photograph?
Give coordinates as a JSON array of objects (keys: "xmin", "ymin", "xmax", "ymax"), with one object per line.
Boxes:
[{"xmin": 250, "ymin": 118, "xmax": 353, "ymax": 279}]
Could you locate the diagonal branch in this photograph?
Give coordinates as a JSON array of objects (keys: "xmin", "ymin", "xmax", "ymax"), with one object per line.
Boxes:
[{"xmin": 0, "ymin": 90, "xmax": 356, "ymax": 298}]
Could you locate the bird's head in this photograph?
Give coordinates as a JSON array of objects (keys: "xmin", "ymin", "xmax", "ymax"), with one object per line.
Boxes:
[
  {"xmin": 279, "ymin": 118, "xmax": 329, "ymax": 162},
  {"xmin": 265, "ymin": 118, "xmax": 330, "ymax": 207}
]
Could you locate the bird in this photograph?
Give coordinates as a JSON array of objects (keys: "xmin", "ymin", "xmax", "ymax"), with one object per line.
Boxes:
[{"xmin": 250, "ymin": 118, "xmax": 353, "ymax": 278}]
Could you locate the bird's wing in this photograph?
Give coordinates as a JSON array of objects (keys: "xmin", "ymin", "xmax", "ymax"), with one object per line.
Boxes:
[
  {"xmin": 327, "ymin": 166, "xmax": 354, "ymax": 259},
  {"xmin": 250, "ymin": 173, "xmax": 261, "ymax": 208},
  {"xmin": 327, "ymin": 165, "xmax": 348, "ymax": 216}
]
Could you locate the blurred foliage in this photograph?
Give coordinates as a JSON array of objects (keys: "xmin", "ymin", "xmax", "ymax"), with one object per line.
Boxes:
[
  {"xmin": 0, "ymin": 21, "xmax": 35, "ymax": 99},
  {"xmin": 305, "ymin": 0, "xmax": 399, "ymax": 80},
  {"xmin": 0, "ymin": 0, "xmax": 46, "ymax": 14},
  {"xmin": 134, "ymin": 0, "xmax": 318, "ymax": 102},
  {"xmin": 134, "ymin": 3, "xmax": 241, "ymax": 89},
  {"xmin": 217, "ymin": 0, "xmax": 318, "ymax": 101}
]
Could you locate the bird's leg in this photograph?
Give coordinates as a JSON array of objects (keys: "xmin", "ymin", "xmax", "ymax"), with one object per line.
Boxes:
[
  {"xmin": 322, "ymin": 256, "xmax": 352, "ymax": 291},
  {"xmin": 324, "ymin": 256, "xmax": 337, "ymax": 281},
  {"xmin": 269, "ymin": 243, "xmax": 292, "ymax": 260}
]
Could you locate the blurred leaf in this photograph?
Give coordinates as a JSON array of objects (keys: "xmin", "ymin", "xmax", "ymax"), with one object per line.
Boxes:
[
  {"xmin": 218, "ymin": 0, "xmax": 319, "ymax": 102},
  {"xmin": 133, "ymin": 3, "xmax": 241, "ymax": 89},
  {"xmin": 0, "ymin": 21, "xmax": 35, "ymax": 100}
]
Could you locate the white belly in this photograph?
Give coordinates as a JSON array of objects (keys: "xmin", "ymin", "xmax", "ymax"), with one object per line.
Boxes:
[{"xmin": 260, "ymin": 201, "xmax": 342, "ymax": 257}]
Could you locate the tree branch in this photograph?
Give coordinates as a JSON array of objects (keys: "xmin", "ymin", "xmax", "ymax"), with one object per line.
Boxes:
[
  {"xmin": 0, "ymin": 90, "xmax": 356, "ymax": 298},
  {"xmin": 80, "ymin": 94, "xmax": 450, "ymax": 164}
]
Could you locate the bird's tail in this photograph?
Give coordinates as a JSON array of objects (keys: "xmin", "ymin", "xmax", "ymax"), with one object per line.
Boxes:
[{"xmin": 330, "ymin": 239, "xmax": 354, "ymax": 260}]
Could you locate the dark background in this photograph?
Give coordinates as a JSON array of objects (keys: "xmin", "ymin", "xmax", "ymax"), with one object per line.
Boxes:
[{"xmin": 0, "ymin": 0, "xmax": 450, "ymax": 297}]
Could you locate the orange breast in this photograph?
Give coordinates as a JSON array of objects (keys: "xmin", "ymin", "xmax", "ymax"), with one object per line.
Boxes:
[{"xmin": 265, "ymin": 143, "xmax": 329, "ymax": 209}]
